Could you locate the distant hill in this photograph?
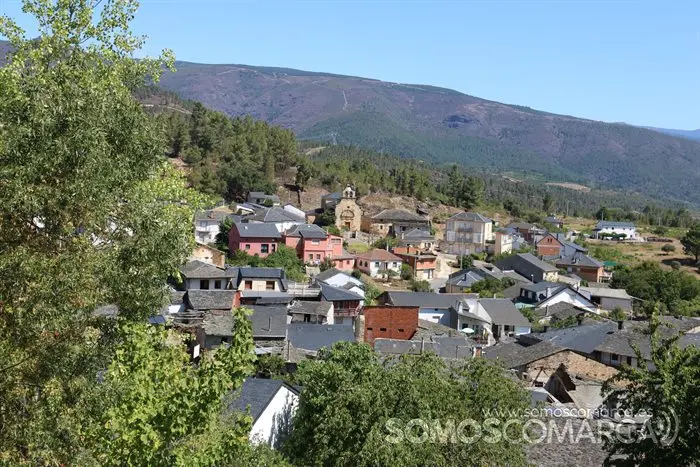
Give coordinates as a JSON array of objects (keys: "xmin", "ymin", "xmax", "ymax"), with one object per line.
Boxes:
[
  {"xmin": 0, "ymin": 39, "xmax": 11, "ymax": 64},
  {"xmin": 643, "ymin": 126, "xmax": 700, "ymax": 142},
  {"xmin": 156, "ymin": 61, "xmax": 700, "ymax": 206}
]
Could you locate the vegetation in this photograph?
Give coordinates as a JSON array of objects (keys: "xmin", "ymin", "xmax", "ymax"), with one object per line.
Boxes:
[
  {"xmin": 0, "ymin": 1, "xmax": 255, "ymax": 463},
  {"xmin": 661, "ymin": 244, "xmax": 677, "ymax": 254},
  {"xmin": 409, "ymin": 280, "xmax": 432, "ymax": 292},
  {"xmin": 469, "ymin": 277, "xmax": 517, "ymax": 298},
  {"xmin": 681, "ymin": 224, "xmax": 700, "ymax": 263},
  {"xmin": 602, "ymin": 314, "xmax": 700, "ymax": 465},
  {"xmin": 284, "ymin": 342, "xmax": 531, "ymax": 466},
  {"xmin": 227, "ymin": 245, "xmax": 306, "ymax": 282},
  {"xmin": 610, "ymin": 262, "xmax": 700, "ymax": 316}
]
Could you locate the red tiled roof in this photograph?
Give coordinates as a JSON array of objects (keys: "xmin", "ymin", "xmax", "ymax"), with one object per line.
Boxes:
[{"xmin": 357, "ymin": 249, "xmax": 403, "ymax": 262}]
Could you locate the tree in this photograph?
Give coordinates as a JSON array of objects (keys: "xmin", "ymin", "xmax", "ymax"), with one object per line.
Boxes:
[
  {"xmin": 215, "ymin": 216, "xmax": 235, "ymax": 254},
  {"xmin": 377, "ymin": 267, "xmax": 398, "ymax": 282},
  {"xmin": 602, "ymin": 314, "xmax": 700, "ymax": 465},
  {"xmin": 608, "ymin": 306, "xmax": 627, "ymax": 321},
  {"xmin": 597, "ymin": 206, "xmax": 609, "ymax": 220},
  {"xmin": 661, "ymin": 244, "xmax": 676, "ymax": 254},
  {"xmin": 680, "ymin": 224, "xmax": 700, "ymax": 263},
  {"xmin": 284, "ymin": 342, "xmax": 531, "ymax": 466},
  {"xmin": 0, "ymin": 2, "xmax": 252, "ymax": 462},
  {"xmin": 295, "ymin": 161, "xmax": 317, "ymax": 191},
  {"xmin": 542, "ymin": 192, "xmax": 554, "ymax": 213},
  {"xmin": 409, "ymin": 280, "xmax": 431, "ymax": 292},
  {"xmin": 319, "ymin": 256, "xmax": 334, "ymax": 272},
  {"xmin": 400, "ymin": 264, "xmax": 414, "ymax": 280}
]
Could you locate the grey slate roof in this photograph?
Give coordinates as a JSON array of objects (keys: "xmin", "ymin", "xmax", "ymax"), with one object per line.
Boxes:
[
  {"xmin": 521, "ymin": 281, "xmax": 561, "ymax": 293},
  {"xmin": 495, "ymin": 253, "xmax": 558, "ymax": 280},
  {"xmin": 370, "ymin": 209, "xmax": 427, "ymax": 222},
  {"xmin": 483, "ymin": 341, "xmax": 564, "ymax": 369},
  {"xmin": 522, "ymin": 321, "xmax": 618, "ymax": 354},
  {"xmin": 202, "ymin": 314, "xmax": 234, "ymax": 337},
  {"xmin": 531, "ymin": 302, "xmax": 589, "ymax": 320},
  {"xmin": 401, "ymin": 228, "xmax": 435, "ymax": 240},
  {"xmin": 555, "ymin": 252, "xmax": 603, "ymax": 268},
  {"xmin": 287, "ymin": 323, "xmax": 356, "ymax": 351},
  {"xmin": 238, "ymin": 267, "xmax": 285, "ymax": 280},
  {"xmin": 595, "ymin": 221, "xmax": 636, "ymax": 229},
  {"xmin": 248, "ymin": 191, "xmax": 280, "ymax": 202},
  {"xmin": 195, "ymin": 209, "xmax": 234, "ymax": 222},
  {"xmin": 507, "ymin": 222, "xmax": 538, "ymax": 231},
  {"xmin": 448, "ymin": 212, "xmax": 492, "ymax": 223},
  {"xmin": 479, "ymin": 298, "xmax": 530, "ymax": 327},
  {"xmin": 284, "ymin": 223, "xmax": 328, "ymax": 239},
  {"xmin": 374, "ymin": 336, "xmax": 474, "ymax": 359},
  {"xmin": 248, "ymin": 305, "xmax": 288, "ymax": 338},
  {"xmin": 321, "ymin": 191, "xmax": 342, "ymax": 200},
  {"xmin": 319, "ymin": 282, "xmax": 363, "ymax": 302},
  {"xmin": 249, "ymin": 207, "xmax": 303, "ymax": 223},
  {"xmin": 382, "ymin": 292, "xmax": 473, "ymax": 309},
  {"xmin": 227, "ymin": 378, "xmax": 298, "ymax": 422},
  {"xmin": 446, "ymin": 266, "xmax": 505, "ymax": 288},
  {"xmin": 288, "ymin": 301, "xmax": 333, "ymax": 316},
  {"xmin": 234, "ymin": 222, "xmax": 282, "ymax": 238},
  {"xmin": 180, "ymin": 260, "xmax": 237, "ymax": 279},
  {"xmin": 186, "ymin": 290, "xmax": 237, "ymax": 311},
  {"xmin": 544, "ymin": 216, "xmax": 563, "ymax": 225}
]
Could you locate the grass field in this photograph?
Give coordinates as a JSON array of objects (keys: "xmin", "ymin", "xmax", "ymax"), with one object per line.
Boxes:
[{"xmin": 586, "ymin": 238, "xmax": 699, "ymax": 277}]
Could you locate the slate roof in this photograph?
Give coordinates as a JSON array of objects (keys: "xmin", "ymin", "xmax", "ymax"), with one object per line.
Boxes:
[
  {"xmin": 356, "ymin": 249, "xmax": 403, "ymax": 262},
  {"xmin": 522, "ymin": 321, "xmax": 618, "ymax": 354},
  {"xmin": 238, "ymin": 267, "xmax": 285, "ymax": 280},
  {"xmin": 287, "ymin": 323, "xmax": 356, "ymax": 351},
  {"xmin": 555, "ymin": 252, "xmax": 603, "ymax": 268},
  {"xmin": 401, "ymin": 228, "xmax": 435, "ymax": 240},
  {"xmin": 248, "ymin": 305, "xmax": 288, "ymax": 338},
  {"xmin": 446, "ymin": 266, "xmax": 505, "ymax": 288},
  {"xmin": 382, "ymin": 292, "xmax": 473, "ymax": 309},
  {"xmin": 313, "ymin": 268, "xmax": 361, "ymax": 286},
  {"xmin": 448, "ymin": 212, "xmax": 492, "ymax": 223},
  {"xmin": 195, "ymin": 209, "xmax": 234, "ymax": 222},
  {"xmin": 227, "ymin": 378, "xmax": 298, "ymax": 423},
  {"xmin": 544, "ymin": 216, "xmax": 563, "ymax": 225},
  {"xmin": 479, "ymin": 298, "xmax": 530, "ymax": 327},
  {"xmin": 579, "ymin": 286, "xmax": 632, "ymax": 300},
  {"xmin": 186, "ymin": 290, "xmax": 237, "ymax": 311},
  {"xmin": 202, "ymin": 313, "xmax": 235, "ymax": 337},
  {"xmin": 374, "ymin": 336, "xmax": 474, "ymax": 359},
  {"xmin": 321, "ymin": 191, "xmax": 342, "ymax": 200},
  {"xmin": 234, "ymin": 222, "xmax": 282, "ymax": 239},
  {"xmin": 180, "ymin": 260, "xmax": 237, "ymax": 279},
  {"xmin": 248, "ymin": 207, "xmax": 303, "ymax": 223},
  {"xmin": 531, "ymin": 302, "xmax": 589, "ymax": 320},
  {"xmin": 507, "ymin": 222, "xmax": 538, "ymax": 231},
  {"xmin": 284, "ymin": 223, "xmax": 328, "ymax": 239},
  {"xmin": 319, "ymin": 282, "xmax": 364, "ymax": 302},
  {"xmin": 248, "ymin": 192, "xmax": 280, "ymax": 203},
  {"xmin": 370, "ymin": 209, "xmax": 427, "ymax": 222},
  {"xmin": 521, "ymin": 281, "xmax": 561, "ymax": 293},
  {"xmin": 595, "ymin": 221, "xmax": 636, "ymax": 229},
  {"xmin": 288, "ymin": 301, "xmax": 333, "ymax": 316},
  {"xmin": 483, "ymin": 341, "xmax": 564, "ymax": 369},
  {"xmin": 495, "ymin": 253, "xmax": 558, "ymax": 280}
]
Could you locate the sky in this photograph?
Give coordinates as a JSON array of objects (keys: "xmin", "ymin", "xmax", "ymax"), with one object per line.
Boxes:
[{"xmin": 1, "ymin": 0, "xmax": 699, "ymax": 129}]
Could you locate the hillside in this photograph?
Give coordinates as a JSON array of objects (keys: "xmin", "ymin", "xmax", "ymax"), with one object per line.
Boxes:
[
  {"xmin": 644, "ymin": 126, "xmax": 700, "ymax": 142},
  {"xmin": 153, "ymin": 60, "xmax": 700, "ymax": 206}
]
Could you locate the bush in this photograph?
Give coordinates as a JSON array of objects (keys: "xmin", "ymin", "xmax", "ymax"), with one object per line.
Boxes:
[
  {"xmin": 661, "ymin": 244, "xmax": 676, "ymax": 253},
  {"xmin": 400, "ymin": 264, "xmax": 413, "ymax": 281},
  {"xmin": 670, "ymin": 261, "xmax": 682, "ymax": 270},
  {"xmin": 372, "ymin": 236, "xmax": 398, "ymax": 250},
  {"xmin": 409, "ymin": 280, "xmax": 431, "ymax": 292},
  {"xmin": 652, "ymin": 226, "xmax": 668, "ymax": 236},
  {"xmin": 608, "ymin": 306, "xmax": 627, "ymax": 321}
]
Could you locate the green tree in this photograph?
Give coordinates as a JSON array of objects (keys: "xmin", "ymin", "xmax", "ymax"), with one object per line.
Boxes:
[
  {"xmin": 409, "ymin": 280, "xmax": 431, "ymax": 292},
  {"xmin": 400, "ymin": 263, "xmax": 414, "ymax": 280},
  {"xmin": 284, "ymin": 342, "xmax": 530, "ymax": 466},
  {"xmin": 542, "ymin": 192, "xmax": 554, "ymax": 213},
  {"xmin": 680, "ymin": 224, "xmax": 700, "ymax": 263},
  {"xmin": 602, "ymin": 314, "xmax": 700, "ymax": 465},
  {"xmin": 0, "ymin": 1, "xmax": 253, "ymax": 463},
  {"xmin": 215, "ymin": 216, "xmax": 234, "ymax": 254},
  {"xmin": 661, "ymin": 244, "xmax": 676, "ymax": 254}
]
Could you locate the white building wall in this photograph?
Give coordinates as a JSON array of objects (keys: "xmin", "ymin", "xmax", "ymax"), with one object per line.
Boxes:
[
  {"xmin": 536, "ymin": 290, "xmax": 597, "ymax": 312},
  {"xmin": 418, "ymin": 308, "xmax": 451, "ymax": 326},
  {"xmin": 249, "ymin": 386, "xmax": 299, "ymax": 447}
]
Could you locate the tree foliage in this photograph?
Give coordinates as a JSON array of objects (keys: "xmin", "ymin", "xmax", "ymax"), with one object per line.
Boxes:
[
  {"xmin": 226, "ymin": 245, "xmax": 306, "ymax": 282},
  {"xmin": 680, "ymin": 224, "xmax": 700, "ymax": 263}
]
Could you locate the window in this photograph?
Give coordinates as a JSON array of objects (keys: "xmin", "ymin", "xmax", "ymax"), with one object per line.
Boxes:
[
  {"xmin": 304, "ymin": 314, "xmax": 311, "ymax": 323},
  {"xmin": 626, "ymin": 356, "xmax": 633, "ymax": 366},
  {"xmin": 214, "ymin": 280, "xmax": 222, "ymax": 289},
  {"xmin": 261, "ymin": 244, "xmax": 269, "ymax": 254},
  {"xmin": 380, "ymin": 327, "xmax": 387, "ymax": 332},
  {"xmin": 244, "ymin": 280, "xmax": 252, "ymax": 290},
  {"xmin": 367, "ymin": 327, "xmax": 373, "ymax": 331},
  {"xmin": 312, "ymin": 239, "xmax": 320, "ymax": 245},
  {"xmin": 266, "ymin": 281, "xmax": 275, "ymax": 290},
  {"xmin": 398, "ymin": 328, "xmax": 405, "ymax": 332},
  {"xmin": 271, "ymin": 243, "xmax": 276, "ymax": 252},
  {"xmin": 200, "ymin": 279, "xmax": 209, "ymax": 290},
  {"xmin": 611, "ymin": 353, "xmax": 619, "ymax": 362},
  {"xmin": 392, "ymin": 262, "xmax": 397, "ymax": 268},
  {"xmin": 316, "ymin": 254, "xmax": 321, "ymax": 260},
  {"xmin": 244, "ymin": 244, "xmax": 251, "ymax": 250},
  {"xmin": 309, "ymin": 254, "xmax": 314, "ymax": 260},
  {"xmin": 346, "ymin": 260, "xmax": 351, "ymax": 265},
  {"xmin": 374, "ymin": 261, "xmax": 380, "ymax": 267}
]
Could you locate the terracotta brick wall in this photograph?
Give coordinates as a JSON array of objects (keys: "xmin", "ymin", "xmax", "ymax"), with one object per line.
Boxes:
[{"xmin": 363, "ymin": 306, "xmax": 419, "ymax": 347}]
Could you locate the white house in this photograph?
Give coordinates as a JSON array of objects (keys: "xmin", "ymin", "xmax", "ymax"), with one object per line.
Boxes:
[
  {"xmin": 229, "ymin": 378, "xmax": 299, "ymax": 449},
  {"xmin": 356, "ymin": 249, "xmax": 403, "ymax": 279},
  {"xmin": 313, "ymin": 268, "xmax": 365, "ymax": 300},
  {"xmin": 594, "ymin": 221, "xmax": 638, "ymax": 240},
  {"xmin": 194, "ymin": 209, "xmax": 233, "ymax": 244}
]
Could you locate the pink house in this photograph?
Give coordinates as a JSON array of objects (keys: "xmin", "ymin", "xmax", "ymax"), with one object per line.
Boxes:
[
  {"xmin": 229, "ymin": 223, "xmax": 282, "ymax": 258},
  {"xmin": 283, "ymin": 224, "xmax": 355, "ymax": 270}
]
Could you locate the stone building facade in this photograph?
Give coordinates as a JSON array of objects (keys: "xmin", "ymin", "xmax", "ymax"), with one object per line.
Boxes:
[{"xmin": 334, "ymin": 185, "xmax": 362, "ymax": 232}]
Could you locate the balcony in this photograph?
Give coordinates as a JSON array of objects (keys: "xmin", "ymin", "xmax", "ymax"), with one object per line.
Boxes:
[{"xmin": 334, "ymin": 307, "xmax": 361, "ymax": 317}]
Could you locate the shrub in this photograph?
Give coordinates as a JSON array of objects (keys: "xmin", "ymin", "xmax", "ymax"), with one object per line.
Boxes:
[
  {"xmin": 670, "ymin": 261, "xmax": 682, "ymax": 270},
  {"xmin": 400, "ymin": 264, "xmax": 413, "ymax": 280},
  {"xmin": 409, "ymin": 280, "xmax": 431, "ymax": 292},
  {"xmin": 661, "ymin": 244, "xmax": 676, "ymax": 253}
]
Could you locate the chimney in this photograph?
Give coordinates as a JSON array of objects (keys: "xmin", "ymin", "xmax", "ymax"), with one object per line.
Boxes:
[
  {"xmin": 268, "ymin": 316, "xmax": 272, "ymax": 331},
  {"xmin": 617, "ymin": 320, "xmax": 624, "ymax": 330}
]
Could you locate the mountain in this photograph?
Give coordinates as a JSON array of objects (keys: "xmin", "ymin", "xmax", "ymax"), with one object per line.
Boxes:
[
  {"xmin": 157, "ymin": 61, "xmax": 700, "ymax": 206},
  {"xmin": 643, "ymin": 126, "xmax": 700, "ymax": 142}
]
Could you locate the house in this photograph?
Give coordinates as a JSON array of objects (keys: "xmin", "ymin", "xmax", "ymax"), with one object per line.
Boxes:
[
  {"xmin": 544, "ymin": 216, "xmax": 564, "ymax": 229},
  {"xmin": 555, "ymin": 252, "xmax": 604, "ymax": 283},
  {"xmin": 495, "ymin": 253, "xmax": 559, "ymax": 283},
  {"xmin": 332, "ymin": 185, "xmax": 363, "ymax": 232},
  {"xmin": 229, "ymin": 223, "xmax": 282, "ymax": 258},
  {"xmin": 443, "ymin": 212, "xmax": 493, "ymax": 255},
  {"xmin": 313, "ymin": 268, "xmax": 365, "ymax": 299},
  {"xmin": 283, "ymin": 224, "xmax": 344, "ymax": 265},
  {"xmin": 179, "ymin": 260, "xmax": 238, "ymax": 290},
  {"xmin": 445, "ymin": 265, "xmax": 507, "ymax": 293},
  {"xmin": 594, "ymin": 221, "xmax": 638, "ymax": 240},
  {"xmin": 236, "ymin": 268, "xmax": 290, "ymax": 305},
  {"xmin": 247, "ymin": 192, "xmax": 281, "ymax": 206},
  {"xmin": 318, "ymin": 282, "xmax": 363, "ymax": 325},
  {"xmin": 362, "ymin": 306, "xmax": 420, "ymax": 346},
  {"xmin": 194, "ymin": 208, "xmax": 235, "ymax": 244},
  {"xmin": 392, "ymin": 247, "xmax": 437, "ymax": 280},
  {"xmin": 320, "ymin": 191, "xmax": 343, "ymax": 210},
  {"xmin": 536, "ymin": 233, "xmax": 587, "ymax": 258},
  {"xmin": 355, "ymin": 249, "xmax": 403, "ymax": 279},
  {"xmin": 478, "ymin": 298, "xmax": 531, "ymax": 339},
  {"xmin": 397, "ymin": 228, "xmax": 435, "ymax": 250},
  {"xmin": 506, "ymin": 222, "xmax": 543, "ymax": 242},
  {"xmin": 247, "ymin": 207, "xmax": 305, "ymax": 232},
  {"xmin": 248, "ymin": 305, "xmax": 289, "ymax": 350},
  {"xmin": 373, "ymin": 320, "xmax": 476, "ymax": 360},
  {"xmin": 288, "ymin": 301, "xmax": 335, "ymax": 324},
  {"xmin": 493, "ymin": 230, "xmax": 514, "ymax": 256},
  {"xmin": 286, "ymin": 323, "xmax": 356, "ymax": 361},
  {"xmin": 579, "ymin": 286, "xmax": 634, "ymax": 312},
  {"xmin": 361, "ymin": 209, "xmax": 430, "ymax": 236},
  {"xmin": 227, "ymin": 378, "xmax": 299, "ymax": 448},
  {"xmin": 378, "ymin": 291, "xmax": 473, "ymax": 327},
  {"xmin": 190, "ymin": 242, "xmax": 226, "ymax": 268},
  {"xmin": 529, "ymin": 302, "xmax": 592, "ymax": 325},
  {"xmin": 516, "ymin": 283, "xmax": 597, "ymax": 312}
]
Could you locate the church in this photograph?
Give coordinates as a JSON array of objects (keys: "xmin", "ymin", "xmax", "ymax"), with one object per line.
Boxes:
[{"xmin": 334, "ymin": 185, "xmax": 362, "ymax": 232}]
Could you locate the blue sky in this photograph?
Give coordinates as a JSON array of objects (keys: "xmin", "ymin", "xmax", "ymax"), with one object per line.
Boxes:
[{"xmin": 2, "ymin": 0, "xmax": 699, "ymax": 129}]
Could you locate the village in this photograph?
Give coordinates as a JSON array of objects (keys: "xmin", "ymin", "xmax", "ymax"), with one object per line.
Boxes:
[{"xmin": 177, "ymin": 184, "xmax": 700, "ymax": 452}]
